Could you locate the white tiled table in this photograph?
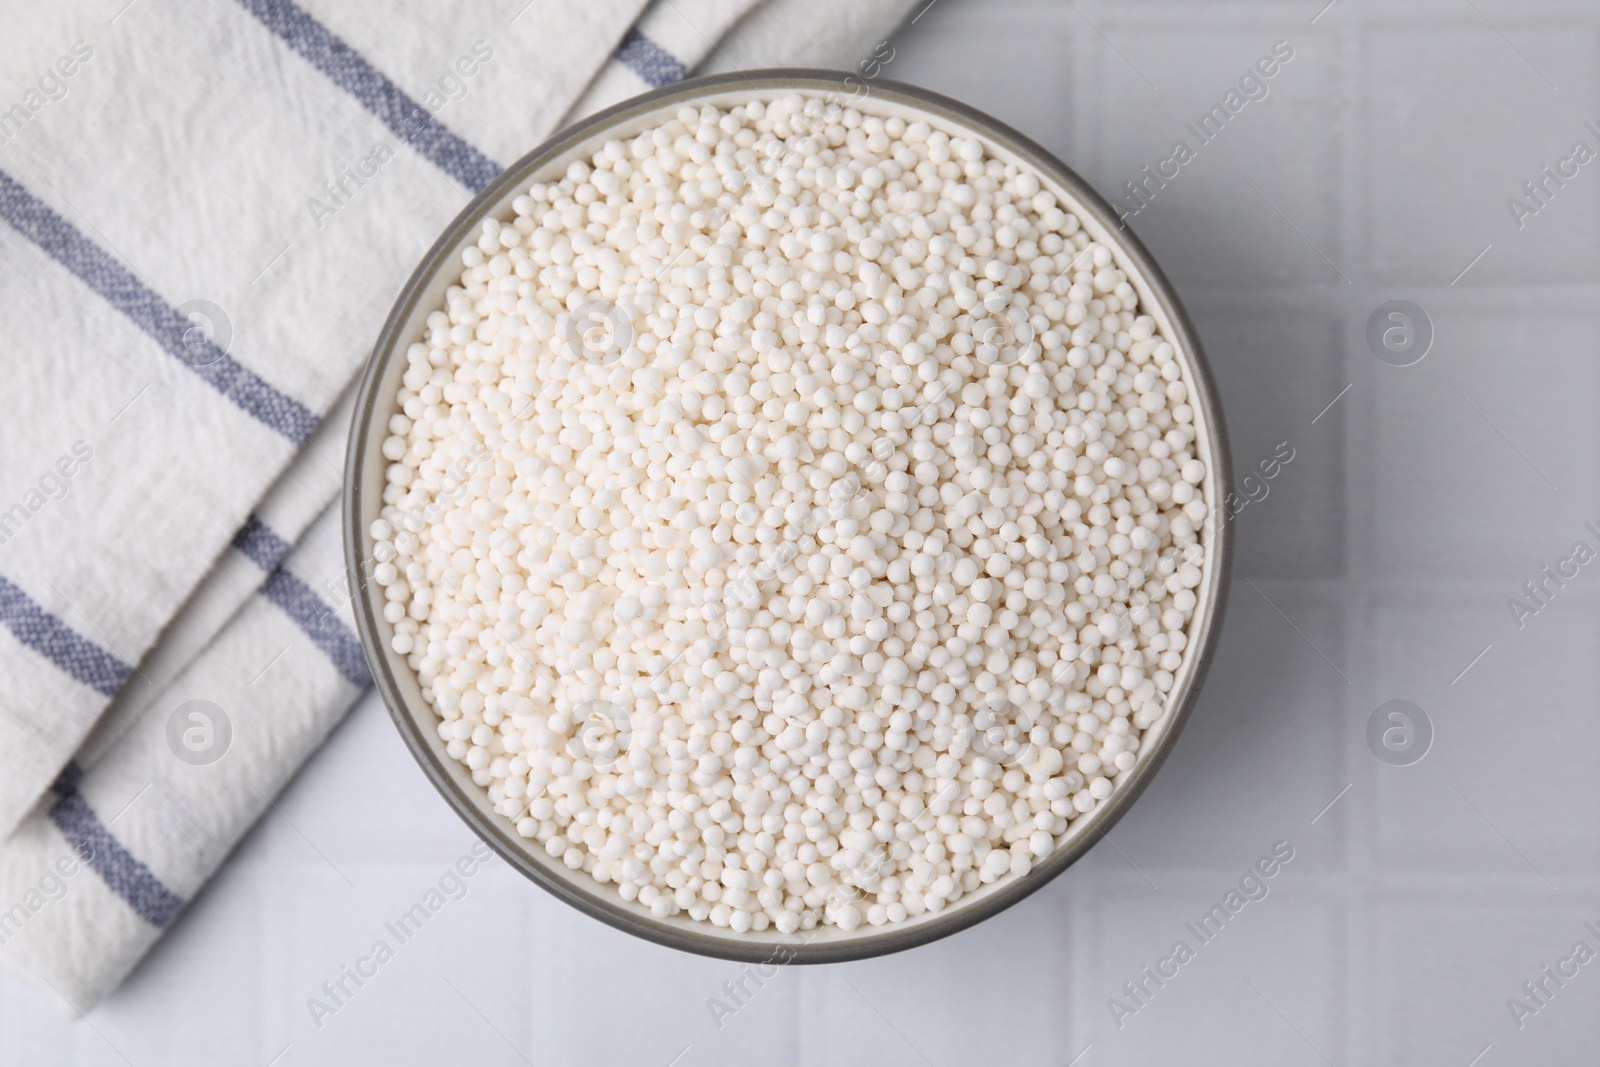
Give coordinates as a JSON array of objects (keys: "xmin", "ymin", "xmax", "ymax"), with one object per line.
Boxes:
[{"xmin": 6, "ymin": 1, "xmax": 1599, "ymax": 1062}]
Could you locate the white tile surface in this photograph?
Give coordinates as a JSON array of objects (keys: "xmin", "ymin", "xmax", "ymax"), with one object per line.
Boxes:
[
  {"xmin": 1362, "ymin": 20, "xmax": 1600, "ymax": 285},
  {"xmin": 7, "ymin": 1, "xmax": 1600, "ymax": 1063}
]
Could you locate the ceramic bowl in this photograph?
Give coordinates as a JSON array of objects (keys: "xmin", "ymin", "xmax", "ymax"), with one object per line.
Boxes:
[{"xmin": 344, "ymin": 69, "xmax": 1233, "ymax": 964}]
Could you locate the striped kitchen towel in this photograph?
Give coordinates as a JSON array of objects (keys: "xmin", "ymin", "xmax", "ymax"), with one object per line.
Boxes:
[{"xmin": 0, "ymin": 0, "xmax": 919, "ymax": 1012}]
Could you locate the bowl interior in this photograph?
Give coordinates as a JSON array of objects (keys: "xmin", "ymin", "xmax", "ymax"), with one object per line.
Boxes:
[{"xmin": 345, "ymin": 70, "xmax": 1232, "ymax": 963}]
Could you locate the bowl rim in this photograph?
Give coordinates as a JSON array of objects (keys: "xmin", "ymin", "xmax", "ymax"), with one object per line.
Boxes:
[{"xmin": 344, "ymin": 67, "xmax": 1234, "ymax": 964}]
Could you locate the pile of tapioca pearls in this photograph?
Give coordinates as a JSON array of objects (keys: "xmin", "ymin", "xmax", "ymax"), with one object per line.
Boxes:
[{"xmin": 369, "ymin": 92, "xmax": 1210, "ymax": 934}]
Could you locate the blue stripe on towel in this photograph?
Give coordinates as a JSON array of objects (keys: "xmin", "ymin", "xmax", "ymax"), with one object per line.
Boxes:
[
  {"xmin": 261, "ymin": 568, "xmax": 372, "ymax": 688},
  {"xmin": 234, "ymin": 0, "xmax": 501, "ymax": 192},
  {"xmin": 0, "ymin": 574, "xmax": 132, "ymax": 698},
  {"xmin": 233, "ymin": 513, "xmax": 370, "ymax": 687},
  {"xmin": 614, "ymin": 28, "xmax": 688, "ymax": 88},
  {"xmin": 49, "ymin": 764, "xmax": 186, "ymax": 929},
  {"xmin": 231, "ymin": 513, "xmax": 294, "ymax": 574},
  {"xmin": 0, "ymin": 169, "xmax": 319, "ymax": 446}
]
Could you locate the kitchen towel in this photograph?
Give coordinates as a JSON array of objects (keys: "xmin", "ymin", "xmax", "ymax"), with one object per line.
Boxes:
[{"xmin": 0, "ymin": 0, "xmax": 918, "ymax": 1012}]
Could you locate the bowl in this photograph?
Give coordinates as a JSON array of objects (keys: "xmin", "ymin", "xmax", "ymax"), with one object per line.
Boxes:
[{"xmin": 344, "ymin": 68, "xmax": 1233, "ymax": 963}]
